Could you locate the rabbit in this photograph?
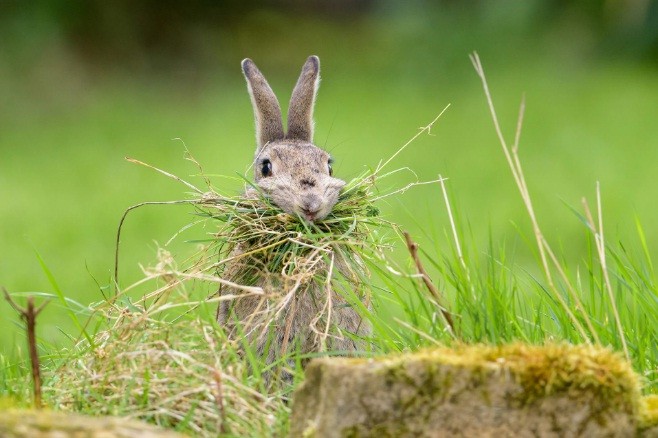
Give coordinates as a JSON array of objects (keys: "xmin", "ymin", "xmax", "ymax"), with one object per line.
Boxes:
[{"xmin": 216, "ymin": 56, "xmax": 369, "ymax": 381}]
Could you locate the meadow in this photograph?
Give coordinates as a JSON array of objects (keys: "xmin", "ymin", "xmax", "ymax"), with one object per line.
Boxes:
[{"xmin": 1, "ymin": 6, "xmax": 658, "ymax": 434}]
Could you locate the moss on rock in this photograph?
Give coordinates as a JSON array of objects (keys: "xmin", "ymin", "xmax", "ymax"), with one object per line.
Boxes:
[
  {"xmin": 290, "ymin": 343, "xmax": 642, "ymax": 437},
  {"xmin": 0, "ymin": 409, "xmax": 184, "ymax": 437},
  {"xmin": 640, "ymin": 395, "xmax": 658, "ymax": 437}
]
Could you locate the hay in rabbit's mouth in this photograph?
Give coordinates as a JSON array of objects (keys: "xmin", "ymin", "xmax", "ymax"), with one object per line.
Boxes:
[{"xmin": 197, "ymin": 171, "xmax": 383, "ymax": 287}]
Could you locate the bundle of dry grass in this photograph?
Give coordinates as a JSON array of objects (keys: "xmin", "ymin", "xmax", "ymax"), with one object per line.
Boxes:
[
  {"xmin": 202, "ymin": 170, "xmax": 389, "ymax": 363},
  {"xmin": 200, "ymin": 169, "xmax": 383, "ymax": 291}
]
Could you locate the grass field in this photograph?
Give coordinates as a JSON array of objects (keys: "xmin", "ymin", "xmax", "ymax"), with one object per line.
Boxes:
[{"xmin": 1, "ymin": 8, "xmax": 658, "ymax": 434}]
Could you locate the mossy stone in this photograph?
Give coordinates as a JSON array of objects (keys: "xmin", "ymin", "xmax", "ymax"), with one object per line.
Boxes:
[
  {"xmin": 0, "ymin": 409, "xmax": 185, "ymax": 437},
  {"xmin": 290, "ymin": 343, "xmax": 641, "ymax": 437},
  {"xmin": 640, "ymin": 395, "xmax": 658, "ymax": 437}
]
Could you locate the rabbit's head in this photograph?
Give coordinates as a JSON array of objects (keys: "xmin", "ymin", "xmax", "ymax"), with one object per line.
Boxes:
[{"xmin": 242, "ymin": 56, "xmax": 345, "ymax": 223}]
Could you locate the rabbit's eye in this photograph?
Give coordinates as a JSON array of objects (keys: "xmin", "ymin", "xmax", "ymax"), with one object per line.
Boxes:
[
  {"xmin": 261, "ymin": 159, "xmax": 273, "ymax": 177},
  {"xmin": 328, "ymin": 159, "xmax": 333, "ymax": 176}
]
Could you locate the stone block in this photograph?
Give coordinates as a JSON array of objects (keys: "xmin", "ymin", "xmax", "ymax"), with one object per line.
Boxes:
[{"xmin": 291, "ymin": 344, "xmax": 641, "ymax": 437}]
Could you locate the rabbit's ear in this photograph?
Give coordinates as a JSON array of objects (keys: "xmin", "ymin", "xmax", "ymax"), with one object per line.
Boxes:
[
  {"xmin": 242, "ymin": 58, "xmax": 285, "ymax": 150},
  {"xmin": 286, "ymin": 56, "xmax": 320, "ymax": 142}
]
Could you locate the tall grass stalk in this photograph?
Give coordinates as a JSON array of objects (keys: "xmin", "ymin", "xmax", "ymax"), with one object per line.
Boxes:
[
  {"xmin": 469, "ymin": 52, "xmax": 626, "ymax": 352},
  {"xmin": 582, "ymin": 183, "xmax": 629, "ymax": 358}
]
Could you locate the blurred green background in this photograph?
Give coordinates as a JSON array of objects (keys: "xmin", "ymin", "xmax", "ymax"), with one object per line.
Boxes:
[{"xmin": 1, "ymin": 0, "xmax": 657, "ymax": 357}]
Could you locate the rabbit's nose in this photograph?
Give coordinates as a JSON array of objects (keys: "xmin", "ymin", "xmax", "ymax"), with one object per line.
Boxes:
[
  {"xmin": 302, "ymin": 195, "xmax": 321, "ymax": 214},
  {"xmin": 300, "ymin": 178, "xmax": 316, "ymax": 188}
]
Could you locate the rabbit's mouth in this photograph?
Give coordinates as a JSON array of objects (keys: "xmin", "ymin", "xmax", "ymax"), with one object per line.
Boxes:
[
  {"xmin": 300, "ymin": 208, "xmax": 320, "ymax": 222},
  {"xmin": 296, "ymin": 192, "xmax": 332, "ymax": 223}
]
